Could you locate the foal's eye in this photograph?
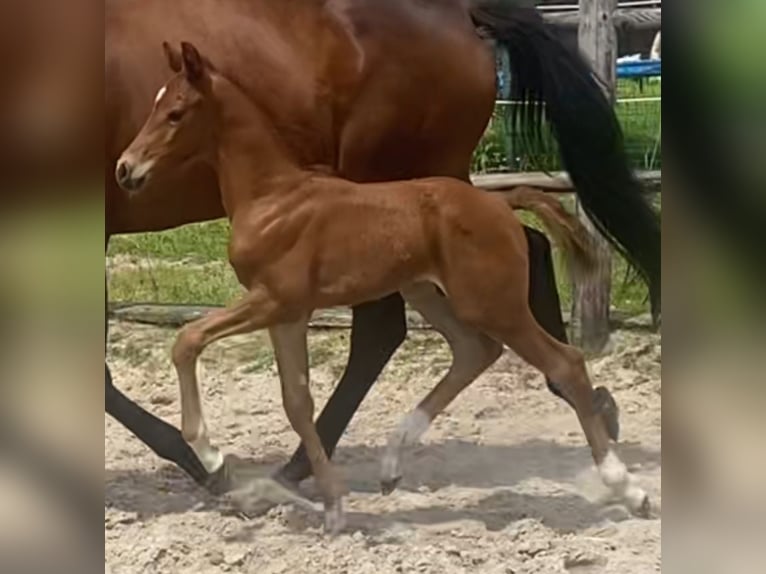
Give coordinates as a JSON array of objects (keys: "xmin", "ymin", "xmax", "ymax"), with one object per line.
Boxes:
[{"xmin": 167, "ymin": 109, "xmax": 185, "ymax": 124}]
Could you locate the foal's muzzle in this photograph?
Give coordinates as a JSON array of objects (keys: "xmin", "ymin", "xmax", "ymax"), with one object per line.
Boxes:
[{"xmin": 115, "ymin": 158, "xmax": 149, "ymax": 192}]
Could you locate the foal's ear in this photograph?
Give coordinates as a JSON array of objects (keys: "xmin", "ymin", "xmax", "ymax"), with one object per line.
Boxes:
[
  {"xmin": 162, "ymin": 41, "xmax": 183, "ymax": 73},
  {"xmin": 180, "ymin": 41, "xmax": 206, "ymax": 84}
]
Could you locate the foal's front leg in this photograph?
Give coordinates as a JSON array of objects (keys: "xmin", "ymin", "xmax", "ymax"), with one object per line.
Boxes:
[
  {"xmin": 171, "ymin": 290, "xmax": 279, "ymax": 481},
  {"xmin": 270, "ymin": 320, "xmax": 347, "ymax": 535}
]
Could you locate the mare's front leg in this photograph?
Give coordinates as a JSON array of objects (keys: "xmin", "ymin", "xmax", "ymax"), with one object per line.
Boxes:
[
  {"xmin": 105, "ymin": 275, "xmax": 210, "ymax": 489},
  {"xmin": 105, "ymin": 363, "xmax": 211, "ymax": 487},
  {"xmin": 278, "ymin": 293, "xmax": 407, "ymax": 484},
  {"xmin": 270, "ymin": 320, "xmax": 347, "ymax": 534}
]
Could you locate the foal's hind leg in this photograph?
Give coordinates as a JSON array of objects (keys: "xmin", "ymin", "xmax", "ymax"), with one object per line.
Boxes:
[
  {"xmin": 380, "ymin": 282, "xmax": 502, "ymax": 493},
  {"xmin": 525, "ymin": 227, "xmax": 620, "ymax": 441},
  {"xmin": 484, "ymin": 309, "xmax": 650, "ymax": 517}
]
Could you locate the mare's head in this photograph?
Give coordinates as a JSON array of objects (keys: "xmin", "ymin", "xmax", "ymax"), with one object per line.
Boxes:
[{"xmin": 116, "ymin": 42, "xmax": 216, "ymax": 192}]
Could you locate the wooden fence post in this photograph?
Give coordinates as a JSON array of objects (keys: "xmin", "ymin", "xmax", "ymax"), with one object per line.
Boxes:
[{"xmin": 571, "ymin": 0, "xmax": 617, "ymax": 354}]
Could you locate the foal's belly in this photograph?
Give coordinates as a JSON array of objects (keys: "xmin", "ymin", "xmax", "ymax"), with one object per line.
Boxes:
[{"xmin": 311, "ymin": 215, "xmax": 432, "ymax": 308}]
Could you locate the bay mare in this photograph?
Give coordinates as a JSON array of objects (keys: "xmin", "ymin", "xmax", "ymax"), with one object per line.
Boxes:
[
  {"xmin": 117, "ymin": 42, "xmax": 650, "ymax": 532},
  {"xmin": 3, "ymin": 0, "xmax": 659, "ymax": 494}
]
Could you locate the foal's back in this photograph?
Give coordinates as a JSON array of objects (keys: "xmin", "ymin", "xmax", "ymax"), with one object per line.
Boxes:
[
  {"xmin": 284, "ymin": 175, "xmax": 525, "ymax": 301},
  {"xmin": 229, "ymin": 173, "xmax": 526, "ymax": 309}
]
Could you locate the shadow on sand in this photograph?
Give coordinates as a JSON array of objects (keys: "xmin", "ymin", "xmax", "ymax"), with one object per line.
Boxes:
[{"xmin": 106, "ymin": 437, "xmax": 660, "ymax": 535}]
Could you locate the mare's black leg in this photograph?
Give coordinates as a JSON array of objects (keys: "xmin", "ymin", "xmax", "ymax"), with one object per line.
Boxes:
[
  {"xmin": 523, "ymin": 227, "xmax": 573, "ymax": 406},
  {"xmin": 278, "ymin": 293, "xmax": 407, "ymax": 484},
  {"xmin": 105, "ymin": 362, "xmax": 210, "ymax": 487},
  {"xmin": 105, "ymin": 267, "xmax": 209, "ymax": 488},
  {"xmin": 524, "ymin": 227, "xmax": 619, "ymax": 440}
]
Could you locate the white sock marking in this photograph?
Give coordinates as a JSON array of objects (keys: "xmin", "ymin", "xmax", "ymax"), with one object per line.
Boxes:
[
  {"xmin": 190, "ymin": 435, "xmax": 224, "ymax": 474},
  {"xmin": 599, "ymin": 450, "xmax": 628, "ymax": 489},
  {"xmin": 394, "ymin": 408, "xmax": 431, "ymax": 447},
  {"xmin": 381, "ymin": 408, "xmax": 432, "ymax": 482},
  {"xmin": 598, "ymin": 449, "xmax": 649, "ymax": 513}
]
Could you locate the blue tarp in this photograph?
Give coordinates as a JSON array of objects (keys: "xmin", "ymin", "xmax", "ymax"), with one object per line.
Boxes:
[{"xmin": 617, "ymin": 59, "xmax": 661, "ymax": 79}]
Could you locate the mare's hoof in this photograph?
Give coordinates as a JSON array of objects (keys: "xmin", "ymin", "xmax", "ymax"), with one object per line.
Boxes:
[
  {"xmin": 204, "ymin": 454, "xmax": 257, "ymax": 495},
  {"xmin": 593, "ymin": 386, "xmax": 620, "ymax": 442},
  {"xmin": 271, "ymin": 467, "xmax": 303, "ymax": 493},
  {"xmin": 324, "ymin": 500, "xmax": 346, "ymax": 535},
  {"xmin": 380, "ymin": 476, "xmax": 402, "ymax": 496},
  {"xmin": 274, "ymin": 459, "xmax": 311, "ymax": 488}
]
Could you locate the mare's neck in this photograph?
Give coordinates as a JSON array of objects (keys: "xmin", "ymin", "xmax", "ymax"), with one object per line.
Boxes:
[{"xmin": 211, "ymin": 76, "xmax": 305, "ymax": 212}]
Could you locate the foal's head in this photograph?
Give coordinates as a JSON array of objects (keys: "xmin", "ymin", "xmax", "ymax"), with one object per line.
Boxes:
[{"xmin": 116, "ymin": 42, "xmax": 216, "ymax": 192}]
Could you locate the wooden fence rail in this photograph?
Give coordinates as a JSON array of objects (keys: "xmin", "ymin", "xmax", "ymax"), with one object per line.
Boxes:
[
  {"xmin": 471, "ymin": 170, "xmax": 660, "ymax": 192},
  {"xmin": 108, "ymin": 302, "xmax": 655, "ymax": 332}
]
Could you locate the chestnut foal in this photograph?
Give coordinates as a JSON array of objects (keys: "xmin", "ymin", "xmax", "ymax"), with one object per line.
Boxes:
[{"xmin": 118, "ymin": 43, "xmax": 649, "ymax": 533}]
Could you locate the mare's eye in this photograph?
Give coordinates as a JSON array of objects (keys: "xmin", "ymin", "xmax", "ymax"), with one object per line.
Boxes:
[{"xmin": 167, "ymin": 109, "xmax": 185, "ymax": 124}]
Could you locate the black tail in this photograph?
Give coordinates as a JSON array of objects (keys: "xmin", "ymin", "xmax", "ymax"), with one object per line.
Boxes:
[{"xmin": 470, "ymin": 3, "xmax": 661, "ymax": 318}]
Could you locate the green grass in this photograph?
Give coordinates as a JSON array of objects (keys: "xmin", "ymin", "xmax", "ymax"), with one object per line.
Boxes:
[
  {"xmin": 109, "ymin": 219, "xmax": 231, "ymax": 262},
  {"xmin": 107, "ymin": 206, "xmax": 655, "ymax": 316},
  {"xmin": 108, "ymin": 260, "xmax": 242, "ymax": 304}
]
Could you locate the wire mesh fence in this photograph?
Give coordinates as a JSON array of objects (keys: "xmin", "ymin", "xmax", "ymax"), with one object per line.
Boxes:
[{"xmin": 471, "ymin": 82, "xmax": 661, "ymax": 174}]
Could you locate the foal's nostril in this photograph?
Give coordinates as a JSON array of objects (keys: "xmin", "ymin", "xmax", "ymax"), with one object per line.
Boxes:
[{"xmin": 116, "ymin": 161, "xmax": 129, "ymax": 184}]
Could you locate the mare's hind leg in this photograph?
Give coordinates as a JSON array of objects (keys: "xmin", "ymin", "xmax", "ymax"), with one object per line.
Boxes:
[
  {"xmin": 270, "ymin": 320, "xmax": 347, "ymax": 534},
  {"xmin": 380, "ymin": 282, "xmax": 502, "ymax": 493}
]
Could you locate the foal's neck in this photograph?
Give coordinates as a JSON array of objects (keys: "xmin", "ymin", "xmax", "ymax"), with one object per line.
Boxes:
[{"xmin": 212, "ymin": 76, "xmax": 305, "ymax": 212}]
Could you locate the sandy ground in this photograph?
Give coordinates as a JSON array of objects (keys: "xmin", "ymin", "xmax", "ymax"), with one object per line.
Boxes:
[{"xmin": 105, "ymin": 321, "xmax": 661, "ymax": 574}]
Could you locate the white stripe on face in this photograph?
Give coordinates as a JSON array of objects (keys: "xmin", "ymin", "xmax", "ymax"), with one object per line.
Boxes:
[{"xmin": 154, "ymin": 85, "xmax": 167, "ymax": 104}]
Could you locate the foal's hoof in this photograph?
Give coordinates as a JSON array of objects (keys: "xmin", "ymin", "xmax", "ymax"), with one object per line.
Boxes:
[
  {"xmin": 380, "ymin": 476, "xmax": 402, "ymax": 496},
  {"xmin": 380, "ymin": 451, "xmax": 403, "ymax": 495},
  {"xmin": 593, "ymin": 386, "xmax": 620, "ymax": 442},
  {"xmin": 324, "ymin": 500, "xmax": 346, "ymax": 536},
  {"xmin": 271, "ymin": 467, "xmax": 303, "ymax": 493},
  {"xmin": 632, "ymin": 493, "xmax": 652, "ymax": 519}
]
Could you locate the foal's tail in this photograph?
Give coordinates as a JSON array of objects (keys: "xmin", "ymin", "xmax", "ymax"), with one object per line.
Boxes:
[{"xmin": 504, "ymin": 186, "xmax": 597, "ymax": 280}]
